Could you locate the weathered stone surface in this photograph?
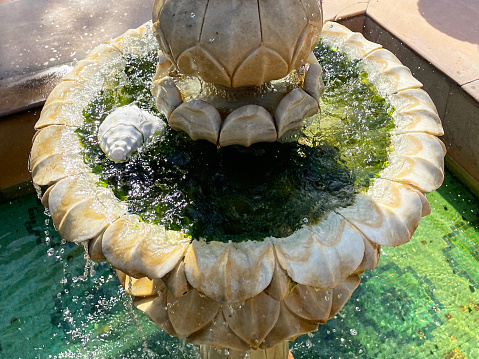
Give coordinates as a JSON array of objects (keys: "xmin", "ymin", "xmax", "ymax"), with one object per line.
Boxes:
[
  {"xmin": 328, "ymin": 275, "xmax": 361, "ymax": 319},
  {"xmin": 184, "ymin": 239, "xmax": 275, "ymax": 303},
  {"xmin": 224, "ymin": 292, "xmax": 280, "ymax": 349},
  {"xmin": 261, "ymin": 302, "xmax": 318, "ymax": 349},
  {"xmin": 274, "ymin": 212, "xmax": 364, "ymax": 288},
  {"xmin": 380, "ymin": 133, "xmax": 446, "ymax": 192},
  {"xmin": 219, "ymin": 105, "xmax": 277, "ymax": 147},
  {"xmin": 274, "ymin": 88, "xmax": 318, "ymax": 138},
  {"xmin": 163, "ymin": 261, "xmax": 192, "ymax": 298},
  {"xmin": 389, "ymin": 89, "xmax": 444, "ymax": 136},
  {"xmin": 152, "ymin": 76, "xmax": 182, "ymax": 116},
  {"xmin": 30, "ymin": 125, "xmax": 89, "ymax": 186},
  {"xmin": 169, "ymin": 100, "xmax": 222, "ymax": 144},
  {"xmin": 102, "ymin": 214, "xmax": 189, "ymax": 279},
  {"xmin": 338, "ymin": 179, "xmax": 430, "ymax": 247},
  {"xmin": 284, "ymin": 284, "xmax": 332, "ymax": 323},
  {"xmin": 88, "ymin": 232, "xmax": 106, "ymax": 262},
  {"xmin": 303, "ymin": 62, "xmax": 325, "ymax": 104},
  {"xmin": 47, "ymin": 173, "xmax": 127, "ymax": 243},
  {"xmin": 167, "ymin": 289, "xmax": 221, "ymax": 338},
  {"xmin": 153, "ymin": 0, "xmax": 322, "ymax": 87}
]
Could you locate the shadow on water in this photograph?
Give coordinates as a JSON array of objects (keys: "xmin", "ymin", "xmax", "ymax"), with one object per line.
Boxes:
[{"xmin": 417, "ymin": 0, "xmax": 479, "ymax": 45}]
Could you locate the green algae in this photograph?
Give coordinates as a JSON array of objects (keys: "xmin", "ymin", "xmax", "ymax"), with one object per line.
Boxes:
[{"xmin": 77, "ymin": 41, "xmax": 394, "ymax": 242}]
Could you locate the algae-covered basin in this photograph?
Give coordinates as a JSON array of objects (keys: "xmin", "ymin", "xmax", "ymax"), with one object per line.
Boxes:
[{"xmin": 30, "ymin": 21, "xmax": 445, "ymax": 351}]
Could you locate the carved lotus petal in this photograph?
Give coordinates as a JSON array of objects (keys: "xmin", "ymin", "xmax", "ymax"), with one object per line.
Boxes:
[
  {"xmin": 189, "ymin": 311, "xmax": 251, "ymax": 352},
  {"xmin": 154, "ymin": 0, "xmax": 321, "ymax": 87},
  {"xmin": 389, "ymin": 88, "xmax": 444, "ymax": 136},
  {"xmin": 122, "ymin": 275, "xmax": 159, "ymax": 297},
  {"xmin": 133, "ymin": 280, "xmax": 177, "ymax": 336},
  {"xmin": 354, "ymin": 237, "xmax": 381, "ymax": 274},
  {"xmin": 223, "ymin": 291, "xmax": 280, "ymax": 349},
  {"xmin": 338, "ymin": 179, "xmax": 429, "ymax": 247},
  {"xmin": 219, "ymin": 105, "xmax": 277, "ymax": 147},
  {"xmin": 167, "ymin": 289, "xmax": 221, "ymax": 338},
  {"xmin": 380, "ymin": 133, "xmax": 446, "ymax": 192},
  {"xmin": 152, "ymin": 50, "xmax": 173, "ymax": 83},
  {"xmin": 338, "ymin": 32, "xmax": 382, "ymax": 59},
  {"xmin": 273, "ymin": 211, "xmax": 365, "ymax": 288},
  {"xmin": 163, "ymin": 261, "xmax": 192, "ymax": 298},
  {"xmin": 232, "ymin": 47, "xmax": 289, "ymax": 88},
  {"xmin": 88, "ymin": 233, "xmax": 106, "ymax": 262},
  {"xmin": 303, "ymin": 61, "xmax": 325, "ymax": 104},
  {"xmin": 184, "ymin": 239, "xmax": 275, "ymax": 303},
  {"xmin": 263, "ymin": 263, "xmax": 293, "ymax": 302},
  {"xmin": 284, "ymin": 284, "xmax": 332, "ymax": 323},
  {"xmin": 101, "ymin": 214, "xmax": 189, "ymax": 279},
  {"xmin": 47, "ymin": 173, "xmax": 127, "ymax": 243},
  {"xmin": 30, "ymin": 125, "xmax": 89, "ymax": 186},
  {"xmin": 152, "ymin": 76, "xmax": 183, "ymax": 117},
  {"xmin": 361, "ymin": 48, "xmax": 423, "ymax": 95},
  {"xmin": 62, "ymin": 45, "xmax": 123, "ymax": 88},
  {"xmin": 320, "ymin": 21, "xmax": 352, "ymax": 50},
  {"xmin": 328, "ymin": 275, "xmax": 361, "ymax": 319},
  {"xmin": 35, "ymin": 99, "xmax": 85, "ymax": 129},
  {"xmin": 107, "ymin": 25, "xmax": 158, "ymax": 56},
  {"xmin": 261, "ymin": 302, "xmax": 318, "ymax": 349},
  {"xmin": 274, "ymin": 88, "xmax": 319, "ymax": 139},
  {"xmin": 169, "ymin": 100, "xmax": 222, "ymax": 144}
]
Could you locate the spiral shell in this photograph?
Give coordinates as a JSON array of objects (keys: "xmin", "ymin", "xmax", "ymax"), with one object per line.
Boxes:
[{"xmin": 98, "ymin": 105, "xmax": 165, "ymax": 163}]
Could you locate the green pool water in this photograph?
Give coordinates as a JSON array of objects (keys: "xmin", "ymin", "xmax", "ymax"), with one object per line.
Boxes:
[{"xmin": 1, "ymin": 170, "xmax": 477, "ymax": 358}]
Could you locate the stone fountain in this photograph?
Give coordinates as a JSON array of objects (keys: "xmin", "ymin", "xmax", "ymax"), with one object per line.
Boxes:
[{"xmin": 30, "ymin": 0, "xmax": 445, "ymax": 358}]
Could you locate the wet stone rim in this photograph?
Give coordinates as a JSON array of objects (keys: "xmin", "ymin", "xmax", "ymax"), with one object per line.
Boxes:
[{"xmin": 30, "ymin": 21, "xmax": 445, "ymax": 350}]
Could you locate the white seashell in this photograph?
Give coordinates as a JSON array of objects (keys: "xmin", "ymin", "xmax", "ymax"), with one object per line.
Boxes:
[{"xmin": 98, "ymin": 104, "xmax": 166, "ymax": 163}]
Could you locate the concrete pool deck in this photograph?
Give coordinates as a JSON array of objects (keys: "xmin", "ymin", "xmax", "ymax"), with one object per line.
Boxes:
[{"xmin": 0, "ymin": 0, "xmax": 478, "ymax": 199}]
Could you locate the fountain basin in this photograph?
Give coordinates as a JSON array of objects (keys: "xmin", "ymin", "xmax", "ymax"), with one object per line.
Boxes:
[{"xmin": 29, "ymin": 21, "xmax": 445, "ymax": 352}]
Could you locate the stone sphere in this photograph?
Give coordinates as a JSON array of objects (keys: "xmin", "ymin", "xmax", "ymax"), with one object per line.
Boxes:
[{"xmin": 153, "ymin": 0, "xmax": 323, "ymax": 88}]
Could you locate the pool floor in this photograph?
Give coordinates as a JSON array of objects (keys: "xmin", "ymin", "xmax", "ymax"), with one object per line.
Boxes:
[{"xmin": 0, "ymin": 170, "xmax": 478, "ymax": 358}]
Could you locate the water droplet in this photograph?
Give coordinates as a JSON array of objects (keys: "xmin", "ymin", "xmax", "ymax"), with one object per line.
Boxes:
[
  {"xmin": 350, "ymin": 329, "xmax": 357, "ymax": 336},
  {"xmin": 47, "ymin": 248, "xmax": 54, "ymax": 256},
  {"xmin": 190, "ymin": 12, "xmax": 195, "ymax": 18},
  {"xmin": 209, "ymin": 38, "xmax": 215, "ymax": 43}
]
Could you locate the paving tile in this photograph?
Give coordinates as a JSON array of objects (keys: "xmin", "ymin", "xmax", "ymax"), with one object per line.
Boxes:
[
  {"xmin": 442, "ymin": 85, "xmax": 479, "ymax": 184},
  {"xmin": 367, "ymin": 0, "xmax": 479, "ymax": 86},
  {"xmin": 322, "ymin": 0, "xmax": 369, "ymax": 21}
]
